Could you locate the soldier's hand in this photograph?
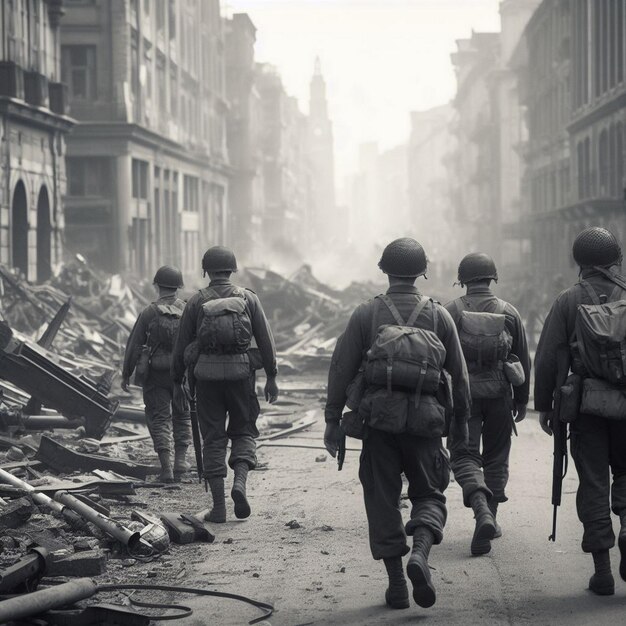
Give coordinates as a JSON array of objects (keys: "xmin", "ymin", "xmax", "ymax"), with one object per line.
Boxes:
[
  {"xmin": 264, "ymin": 377, "xmax": 279, "ymax": 404},
  {"xmin": 324, "ymin": 422, "xmax": 343, "ymax": 458},
  {"xmin": 514, "ymin": 404, "xmax": 527, "ymax": 422},
  {"xmin": 121, "ymin": 377, "xmax": 130, "ymax": 393},
  {"xmin": 539, "ymin": 411, "xmax": 553, "ymax": 436}
]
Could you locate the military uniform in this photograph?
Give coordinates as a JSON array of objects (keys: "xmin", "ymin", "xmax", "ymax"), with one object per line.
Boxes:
[
  {"xmin": 445, "ymin": 284, "xmax": 530, "ymax": 508},
  {"xmin": 171, "ymin": 277, "xmax": 277, "ymax": 480},
  {"xmin": 122, "ymin": 295, "xmax": 192, "ymax": 455},
  {"xmin": 535, "ymin": 267, "xmax": 626, "ymax": 554},
  {"xmin": 325, "ymin": 284, "xmax": 471, "ymax": 561}
]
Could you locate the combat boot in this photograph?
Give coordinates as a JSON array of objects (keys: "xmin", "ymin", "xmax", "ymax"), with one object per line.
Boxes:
[
  {"xmin": 383, "ymin": 557, "xmax": 409, "ymax": 609},
  {"xmin": 489, "ymin": 501, "xmax": 502, "ymax": 539},
  {"xmin": 157, "ymin": 450, "xmax": 174, "ymax": 483},
  {"xmin": 204, "ymin": 478, "xmax": 226, "ymax": 523},
  {"xmin": 406, "ymin": 527, "xmax": 436, "ymax": 608},
  {"xmin": 470, "ymin": 491, "xmax": 496, "ymax": 556},
  {"xmin": 619, "ymin": 511, "xmax": 626, "ymax": 582},
  {"xmin": 173, "ymin": 446, "xmax": 189, "ymax": 481},
  {"xmin": 589, "ymin": 550, "xmax": 614, "ymax": 595},
  {"xmin": 231, "ymin": 462, "xmax": 251, "ymax": 519}
]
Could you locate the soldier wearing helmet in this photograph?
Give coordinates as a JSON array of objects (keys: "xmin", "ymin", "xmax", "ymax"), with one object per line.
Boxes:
[
  {"xmin": 444, "ymin": 253, "xmax": 530, "ymax": 556},
  {"xmin": 122, "ymin": 265, "xmax": 191, "ymax": 483},
  {"xmin": 324, "ymin": 238, "xmax": 471, "ymax": 611},
  {"xmin": 172, "ymin": 246, "xmax": 278, "ymax": 523},
  {"xmin": 535, "ymin": 226, "xmax": 626, "ymax": 595}
]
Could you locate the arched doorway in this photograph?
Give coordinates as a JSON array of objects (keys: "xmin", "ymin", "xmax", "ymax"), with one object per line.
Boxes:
[
  {"xmin": 11, "ymin": 181, "xmax": 28, "ymax": 278},
  {"xmin": 36, "ymin": 187, "xmax": 52, "ymax": 282}
]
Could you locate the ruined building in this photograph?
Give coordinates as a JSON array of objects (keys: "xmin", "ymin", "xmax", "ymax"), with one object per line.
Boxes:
[
  {"xmin": 0, "ymin": 0, "xmax": 74, "ymax": 282},
  {"xmin": 61, "ymin": 0, "xmax": 229, "ymax": 283}
]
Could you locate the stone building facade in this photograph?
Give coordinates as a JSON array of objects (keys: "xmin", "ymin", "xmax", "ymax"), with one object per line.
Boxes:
[
  {"xmin": 0, "ymin": 0, "xmax": 73, "ymax": 282},
  {"xmin": 61, "ymin": 0, "xmax": 229, "ymax": 284}
]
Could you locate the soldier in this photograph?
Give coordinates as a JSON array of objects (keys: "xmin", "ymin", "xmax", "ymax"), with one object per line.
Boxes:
[
  {"xmin": 445, "ymin": 253, "xmax": 531, "ymax": 556},
  {"xmin": 324, "ymin": 238, "xmax": 471, "ymax": 610},
  {"xmin": 122, "ymin": 265, "xmax": 191, "ymax": 483},
  {"xmin": 535, "ymin": 227, "xmax": 626, "ymax": 595},
  {"xmin": 172, "ymin": 246, "xmax": 278, "ymax": 523}
]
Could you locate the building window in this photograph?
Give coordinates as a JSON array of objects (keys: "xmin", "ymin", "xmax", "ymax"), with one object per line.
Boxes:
[
  {"xmin": 599, "ymin": 129, "xmax": 609, "ymax": 195},
  {"xmin": 67, "ymin": 158, "xmax": 111, "ymax": 197},
  {"xmin": 183, "ymin": 175, "xmax": 199, "ymax": 212},
  {"xmin": 61, "ymin": 45, "xmax": 96, "ymax": 99},
  {"xmin": 132, "ymin": 159, "xmax": 149, "ymax": 200}
]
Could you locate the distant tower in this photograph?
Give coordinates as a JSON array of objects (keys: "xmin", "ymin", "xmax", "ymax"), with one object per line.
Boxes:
[{"xmin": 308, "ymin": 58, "xmax": 336, "ymax": 243}]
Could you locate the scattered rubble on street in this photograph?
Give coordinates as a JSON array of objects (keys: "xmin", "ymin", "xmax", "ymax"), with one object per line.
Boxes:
[{"xmin": 0, "ymin": 258, "xmax": 372, "ymax": 623}]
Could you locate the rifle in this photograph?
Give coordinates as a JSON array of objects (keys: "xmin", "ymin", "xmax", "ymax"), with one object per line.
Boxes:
[
  {"xmin": 549, "ymin": 346, "xmax": 571, "ymax": 542},
  {"xmin": 337, "ymin": 429, "xmax": 346, "ymax": 471},
  {"xmin": 186, "ymin": 376, "xmax": 205, "ymax": 488}
]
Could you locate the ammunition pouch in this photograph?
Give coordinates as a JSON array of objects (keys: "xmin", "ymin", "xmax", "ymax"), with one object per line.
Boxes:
[
  {"xmin": 133, "ymin": 345, "xmax": 152, "ymax": 387},
  {"xmin": 580, "ymin": 377, "xmax": 626, "ymax": 420},
  {"xmin": 340, "ymin": 410, "xmax": 365, "ymax": 440},
  {"xmin": 503, "ymin": 354, "xmax": 526, "ymax": 387}
]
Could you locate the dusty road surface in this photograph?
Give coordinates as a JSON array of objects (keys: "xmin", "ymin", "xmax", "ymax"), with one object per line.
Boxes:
[{"xmin": 154, "ymin": 378, "xmax": 626, "ymax": 626}]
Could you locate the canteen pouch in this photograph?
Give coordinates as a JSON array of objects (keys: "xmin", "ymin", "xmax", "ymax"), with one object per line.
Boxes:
[
  {"xmin": 558, "ymin": 374, "xmax": 582, "ymax": 423},
  {"xmin": 503, "ymin": 354, "xmax": 526, "ymax": 387},
  {"xmin": 580, "ymin": 377, "xmax": 626, "ymax": 420},
  {"xmin": 341, "ymin": 410, "xmax": 365, "ymax": 440},
  {"xmin": 469, "ymin": 367, "xmax": 508, "ymax": 400},
  {"xmin": 194, "ymin": 352, "xmax": 251, "ymax": 382},
  {"xmin": 133, "ymin": 345, "xmax": 151, "ymax": 387}
]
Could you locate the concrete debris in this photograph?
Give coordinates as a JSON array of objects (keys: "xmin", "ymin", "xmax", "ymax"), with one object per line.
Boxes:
[
  {"xmin": 0, "ymin": 496, "xmax": 34, "ymax": 529},
  {"xmin": 48, "ymin": 549, "xmax": 108, "ymax": 577}
]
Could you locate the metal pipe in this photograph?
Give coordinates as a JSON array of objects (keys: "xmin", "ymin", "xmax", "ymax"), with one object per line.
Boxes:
[
  {"xmin": 20, "ymin": 415, "xmax": 82, "ymax": 430},
  {"xmin": 0, "ymin": 467, "xmax": 64, "ymax": 515},
  {"xmin": 54, "ymin": 490, "xmax": 141, "ymax": 550},
  {"xmin": 0, "ymin": 577, "xmax": 97, "ymax": 622}
]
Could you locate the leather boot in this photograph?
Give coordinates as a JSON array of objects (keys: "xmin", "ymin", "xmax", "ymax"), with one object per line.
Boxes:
[
  {"xmin": 470, "ymin": 491, "xmax": 496, "ymax": 556},
  {"xmin": 589, "ymin": 550, "xmax": 614, "ymax": 595},
  {"xmin": 157, "ymin": 450, "xmax": 174, "ymax": 483},
  {"xmin": 406, "ymin": 527, "xmax": 436, "ymax": 608},
  {"xmin": 231, "ymin": 462, "xmax": 251, "ymax": 519},
  {"xmin": 204, "ymin": 478, "xmax": 226, "ymax": 523},
  {"xmin": 619, "ymin": 511, "xmax": 626, "ymax": 582},
  {"xmin": 173, "ymin": 446, "xmax": 189, "ymax": 481},
  {"xmin": 489, "ymin": 501, "xmax": 502, "ymax": 539},
  {"xmin": 383, "ymin": 557, "xmax": 409, "ymax": 609}
]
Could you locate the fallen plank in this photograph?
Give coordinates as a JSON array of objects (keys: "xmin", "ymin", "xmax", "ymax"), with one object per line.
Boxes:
[
  {"xmin": 35, "ymin": 435, "xmax": 153, "ymax": 480},
  {"xmin": 258, "ymin": 416, "xmax": 318, "ymax": 441}
]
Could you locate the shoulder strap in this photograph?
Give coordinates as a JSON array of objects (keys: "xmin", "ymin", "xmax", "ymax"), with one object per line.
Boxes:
[
  {"xmin": 609, "ymin": 284, "xmax": 626, "ymax": 302},
  {"xmin": 200, "ymin": 287, "xmax": 220, "ymax": 301},
  {"xmin": 380, "ymin": 295, "xmax": 406, "ymax": 325},
  {"xmin": 493, "ymin": 298, "xmax": 506, "ymax": 315},
  {"xmin": 370, "ymin": 296, "xmax": 383, "ymax": 342},
  {"xmin": 431, "ymin": 299, "xmax": 438, "ymax": 334},
  {"xmin": 578, "ymin": 280, "xmax": 602, "ymax": 305},
  {"xmin": 593, "ymin": 266, "xmax": 626, "ymax": 292},
  {"xmin": 406, "ymin": 296, "xmax": 429, "ymax": 327}
]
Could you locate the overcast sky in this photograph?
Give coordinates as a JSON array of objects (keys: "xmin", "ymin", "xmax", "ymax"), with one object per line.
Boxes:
[{"xmin": 225, "ymin": 0, "xmax": 501, "ymax": 188}]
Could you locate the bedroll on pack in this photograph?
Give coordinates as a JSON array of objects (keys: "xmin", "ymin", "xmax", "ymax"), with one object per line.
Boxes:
[
  {"xmin": 148, "ymin": 301, "xmax": 185, "ymax": 371},
  {"xmin": 194, "ymin": 288, "xmax": 253, "ymax": 382},
  {"xmin": 364, "ymin": 295, "xmax": 446, "ymax": 405},
  {"xmin": 575, "ymin": 299, "xmax": 626, "ymax": 387}
]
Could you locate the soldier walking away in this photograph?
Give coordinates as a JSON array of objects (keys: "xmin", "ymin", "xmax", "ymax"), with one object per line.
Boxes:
[
  {"xmin": 172, "ymin": 246, "xmax": 279, "ymax": 523},
  {"xmin": 122, "ymin": 265, "xmax": 192, "ymax": 483},
  {"xmin": 324, "ymin": 238, "xmax": 471, "ymax": 610},
  {"xmin": 535, "ymin": 227, "xmax": 626, "ymax": 596},
  {"xmin": 445, "ymin": 253, "xmax": 531, "ymax": 556}
]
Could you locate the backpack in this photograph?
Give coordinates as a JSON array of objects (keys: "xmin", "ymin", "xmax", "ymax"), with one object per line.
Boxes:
[
  {"xmin": 146, "ymin": 300, "xmax": 185, "ymax": 371},
  {"xmin": 365, "ymin": 295, "xmax": 446, "ymax": 401},
  {"xmin": 193, "ymin": 287, "xmax": 253, "ymax": 382},
  {"xmin": 573, "ymin": 275, "xmax": 626, "ymax": 387},
  {"xmin": 454, "ymin": 297, "xmax": 513, "ymax": 399}
]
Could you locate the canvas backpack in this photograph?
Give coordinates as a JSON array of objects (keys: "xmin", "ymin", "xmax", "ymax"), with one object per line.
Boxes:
[
  {"xmin": 365, "ymin": 295, "xmax": 446, "ymax": 401},
  {"xmin": 146, "ymin": 299, "xmax": 185, "ymax": 371},
  {"xmin": 572, "ymin": 273, "xmax": 626, "ymax": 388},
  {"xmin": 193, "ymin": 288, "xmax": 253, "ymax": 382},
  {"xmin": 454, "ymin": 297, "xmax": 513, "ymax": 399}
]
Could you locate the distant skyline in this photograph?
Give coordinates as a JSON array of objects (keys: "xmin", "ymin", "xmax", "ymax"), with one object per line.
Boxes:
[{"xmin": 225, "ymin": 0, "xmax": 501, "ymax": 189}]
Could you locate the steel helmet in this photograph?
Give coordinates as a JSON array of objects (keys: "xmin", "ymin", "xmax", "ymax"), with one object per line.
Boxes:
[
  {"xmin": 572, "ymin": 227, "xmax": 622, "ymax": 268},
  {"xmin": 457, "ymin": 253, "xmax": 498, "ymax": 285},
  {"xmin": 202, "ymin": 246, "xmax": 238, "ymax": 274},
  {"xmin": 378, "ymin": 238, "xmax": 428, "ymax": 278},
  {"xmin": 153, "ymin": 265, "xmax": 184, "ymax": 288}
]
